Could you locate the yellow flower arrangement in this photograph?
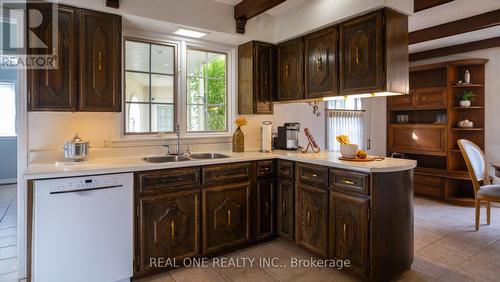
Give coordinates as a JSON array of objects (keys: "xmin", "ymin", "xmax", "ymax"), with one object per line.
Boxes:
[{"xmin": 234, "ymin": 116, "xmax": 248, "ymax": 127}]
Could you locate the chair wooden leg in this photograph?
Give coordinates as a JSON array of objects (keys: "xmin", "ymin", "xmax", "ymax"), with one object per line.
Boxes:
[
  {"xmin": 475, "ymin": 199, "xmax": 480, "ymax": 231},
  {"xmin": 487, "ymin": 201, "xmax": 491, "ymax": 225}
]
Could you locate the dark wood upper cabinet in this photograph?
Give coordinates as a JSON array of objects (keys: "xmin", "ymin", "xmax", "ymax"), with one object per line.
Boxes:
[
  {"xmin": 136, "ymin": 189, "xmax": 199, "ymax": 275},
  {"xmin": 27, "ymin": 4, "xmax": 78, "ymax": 111},
  {"xmin": 27, "ymin": 5, "xmax": 122, "ymax": 112},
  {"xmin": 79, "ymin": 9, "xmax": 122, "ymax": 112},
  {"xmin": 202, "ymin": 182, "xmax": 250, "ymax": 255},
  {"xmin": 304, "ymin": 27, "xmax": 338, "ymax": 99},
  {"xmin": 277, "ymin": 38, "xmax": 304, "ymax": 101},
  {"xmin": 331, "ymin": 192, "xmax": 369, "ymax": 276},
  {"xmin": 339, "ymin": 8, "xmax": 409, "ymax": 95},
  {"xmin": 238, "ymin": 41, "xmax": 275, "ymax": 114}
]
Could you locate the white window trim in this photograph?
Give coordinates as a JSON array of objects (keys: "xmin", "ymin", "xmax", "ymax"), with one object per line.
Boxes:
[{"xmin": 115, "ymin": 28, "xmax": 236, "ymax": 144}]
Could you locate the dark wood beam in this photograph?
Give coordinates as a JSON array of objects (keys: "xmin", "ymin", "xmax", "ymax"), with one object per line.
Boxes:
[
  {"xmin": 234, "ymin": 0, "xmax": 285, "ymax": 34},
  {"xmin": 414, "ymin": 0, "xmax": 453, "ymax": 12},
  {"xmin": 106, "ymin": 0, "xmax": 119, "ymax": 9},
  {"xmin": 410, "ymin": 36, "xmax": 500, "ymax": 61},
  {"xmin": 409, "ymin": 9, "xmax": 500, "ymax": 44}
]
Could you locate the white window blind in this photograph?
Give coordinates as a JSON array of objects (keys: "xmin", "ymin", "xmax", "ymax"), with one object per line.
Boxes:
[{"xmin": 326, "ymin": 99, "xmax": 365, "ymax": 152}]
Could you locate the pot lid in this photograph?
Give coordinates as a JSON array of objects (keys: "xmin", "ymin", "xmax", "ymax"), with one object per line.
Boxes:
[{"xmin": 67, "ymin": 133, "xmax": 87, "ymax": 144}]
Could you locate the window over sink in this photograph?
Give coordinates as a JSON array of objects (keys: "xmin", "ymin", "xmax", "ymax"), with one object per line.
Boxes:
[{"xmin": 124, "ymin": 39, "xmax": 176, "ymax": 134}]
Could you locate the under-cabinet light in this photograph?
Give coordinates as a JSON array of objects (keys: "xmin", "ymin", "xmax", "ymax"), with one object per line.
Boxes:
[
  {"xmin": 322, "ymin": 92, "xmax": 405, "ymax": 101},
  {"xmin": 173, "ymin": 28, "xmax": 207, "ymax": 38}
]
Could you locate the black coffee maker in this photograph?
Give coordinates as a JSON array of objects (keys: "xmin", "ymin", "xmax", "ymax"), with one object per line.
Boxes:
[{"xmin": 274, "ymin": 123, "xmax": 300, "ymax": 150}]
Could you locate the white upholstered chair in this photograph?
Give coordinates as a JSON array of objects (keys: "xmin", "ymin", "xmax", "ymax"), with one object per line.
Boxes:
[{"xmin": 458, "ymin": 139, "xmax": 500, "ymax": 231}]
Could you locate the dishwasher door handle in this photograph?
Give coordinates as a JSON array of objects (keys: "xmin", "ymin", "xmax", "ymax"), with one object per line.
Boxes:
[{"xmin": 50, "ymin": 185, "xmax": 124, "ymax": 195}]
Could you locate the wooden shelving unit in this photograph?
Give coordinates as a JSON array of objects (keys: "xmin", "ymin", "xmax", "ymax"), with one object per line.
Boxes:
[{"xmin": 387, "ymin": 59, "xmax": 488, "ymax": 206}]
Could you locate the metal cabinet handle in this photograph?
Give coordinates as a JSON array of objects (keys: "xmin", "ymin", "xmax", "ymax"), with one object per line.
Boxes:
[
  {"xmin": 307, "ymin": 211, "xmax": 311, "ymax": 226},
  {"xmin": 343, "ymin": 223, "xmax": 347, "ymax": 241},
  {"xmin": 227, "ymin": 209, "xmax": 231, "ymax": 226},
  {"xmin": 343, "ymin": 180, "xmax": 355, "ymax": 185},
  {"xmin": 98, "ymin": 52, "xmax": 102, "ymax": 71},
  {"xmin": 170, "ymin": 221, "xmax": 175, "ymax": 240},
  {"xmin": 282, "ymin": 202, "xmax": 286, "ymax": 215},
  {"xmin": 265, "ymin": 202, "xmax": 269, "ymax": 215},
  {"xmin": 315, "ymin": 56, "xmax": 322, "ymax": 71},
  {"xmin": 355, "ymin": 46, "xmax": 360, "ymax": 64},
  {"xmin": 285, "ymin": 64, "xmax": 289, "ymax": 78}
]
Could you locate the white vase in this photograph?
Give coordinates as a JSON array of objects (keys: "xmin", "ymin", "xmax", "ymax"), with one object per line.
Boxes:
[{"xmin": 460, "ymin": 100, "xmax": 471, "ymax": 107}]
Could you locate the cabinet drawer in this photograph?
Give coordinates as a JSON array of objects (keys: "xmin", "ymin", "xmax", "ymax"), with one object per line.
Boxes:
[
  {"xmin": 278, "ymin": 160, "xmax": 294, "ymax": 179},
  {"xmin": 414, "ymin": 174, "xmax": 444, "ymax": 197},
  {"xmin": 202, "ymin": 162, "xmax": 251, "ymax": 185},
  {"xmin": 415, "ymin": 88, "xmax": 447, "ymax": 108},
  {"xmin": 257, "ymin": 160, "xmax": 275, "ymax": 178},
  {"xmin": 330, "ymin": 169, "xmax": 369, "ymax": 195},
  {"xmin": 136, "ymin": 167, "xmax": 201, "ymax": 193},
  {"xmin": 388, "ymin": 94, "xmax": 413, "ymax": 109},
  {"xmin": 296, "ymin": 163, "xmax": 328, "ymax": 187}
]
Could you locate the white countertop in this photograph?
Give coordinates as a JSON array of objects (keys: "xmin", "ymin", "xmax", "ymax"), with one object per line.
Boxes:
[{"xmin": 24, "ymin": 151, "xmax": 416, "ymax": 180}]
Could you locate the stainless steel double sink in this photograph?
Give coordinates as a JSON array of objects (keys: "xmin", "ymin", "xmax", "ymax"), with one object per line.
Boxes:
[{"xmin": 142, "ymin": 153, "xmax": 229, "ymax": 163}]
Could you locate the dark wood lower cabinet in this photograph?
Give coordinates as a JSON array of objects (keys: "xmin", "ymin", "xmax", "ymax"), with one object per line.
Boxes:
[
  {"xmin": 202, "ymin": 182, "xmax": 251, "ymax": 255},
  {"xmin": 297, "ymin": 183, "xmax": 329, "ymax": 258},
  {"xmin": 331, "ymin": 191, "xmax": 369, "ymax": 276},
  {"xmin": 133, "ymin": 162, "xmax": 414, "ymax": 281},
  {"xmin": 135, "ymin": 189, "xmax": 199, "ymax": 276},
  {"xmin": 256, "ymin": 178, "xmax": 275, "ymax": 240},
  {"xmin": 277, "ymin": 178, "xmax": 294, "ymax": 239}
]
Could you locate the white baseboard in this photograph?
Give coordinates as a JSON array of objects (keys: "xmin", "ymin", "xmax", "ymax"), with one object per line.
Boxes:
[{"xmin": 0, "ymin": 178, "xmax": 17, "ymax": 185}]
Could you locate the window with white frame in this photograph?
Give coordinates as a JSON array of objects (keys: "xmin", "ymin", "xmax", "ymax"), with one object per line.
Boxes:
[
  {"xmin": 0, "ymin": 81, "xmax": 16, "ymax": 137},
  {"xmin": 326, "ymin": 98, "xmax": 366, "ymax": 152},
  {"xmin": 124, "ymin": 40, "xmax": 176, "ymax": 134},
  {"xmin": 186, "ymin": 49, "xmax": 227, "ymax": 132}
]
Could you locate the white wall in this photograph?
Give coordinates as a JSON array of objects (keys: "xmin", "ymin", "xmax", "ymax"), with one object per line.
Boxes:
[{"xmin": 410, "ymin": 47, "xmax": 500, "ymax": 178}]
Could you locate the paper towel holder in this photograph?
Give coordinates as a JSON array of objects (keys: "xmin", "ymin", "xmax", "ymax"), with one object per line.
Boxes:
[{"xmin": 260, "ymin": 120, "xmax": 273, "ymax": 153}]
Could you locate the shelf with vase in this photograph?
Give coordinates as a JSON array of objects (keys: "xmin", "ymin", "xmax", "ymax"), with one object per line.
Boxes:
[
  {"xmin": 451, "ymin": 127, "xmax": 484, "ymax": 131},
  {"xmin": 451, "ymin": 84, "xmax": 484, "ymax": 88},
  {"xmin": 451, "ymin": 106, "xmax": 484, "ymax": 110}
]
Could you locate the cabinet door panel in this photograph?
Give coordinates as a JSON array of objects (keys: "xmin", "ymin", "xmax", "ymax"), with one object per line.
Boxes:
[
  {"xmin": 255, "ymin": 43, "xmax": 274, "ymax": 113},
  {"xmin": 28, "ymin": 4, "xmax": 78, "ymax": 111},
  {"xmin": 305, "ymin": 27, "xmax": 338, "ymax": 98},
  {"xmin": 388, "ymin": 93, "xmax": 414, "ymax": 110},
  {"xmin": 332, "ymin": 192, "xmax": 369, "ymax": 276},
  {"xmin": 388, "ymin": 124, "xmax": 447, "ymax": 156},
  {"xmin": 298, "ymin": 183, "xmax": 328, "ymax": 257},
  {"xmin": 340, "ymin": 12, "xmax": 383, "ymax": 94},
  {"xmin": 257, "ymin": 179, "xmax": 275, "ymax": 239},
  {"xmin": 277, "ymin": 39, "xmax": 304, "ymax": 101},
  {"xmin": 136, "ymin": 190, "xmax": 199, "ymax": 274},
  {"xmin": 415, "ymin": 88, "xmax": 447, "ymax": 109},
  {"xmin": 277, "ymin": 179, "xmax": 294, "ymax": 239},
  {"xmin": 203, "ymin": 182, "xmax": 250, "ymax": 255},
  {"xmin": 79, "ymin": 10, "xmax": 121, "ymax": 111}
]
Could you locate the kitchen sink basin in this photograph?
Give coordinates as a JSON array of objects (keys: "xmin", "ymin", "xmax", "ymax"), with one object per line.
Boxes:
[
  {"xmin": 142, "ymin": 155, "xmax": 190, "ymax": 163},
  {"xmin": 189, "ymin": 153, "xmax": 230, "ymax": 160}
]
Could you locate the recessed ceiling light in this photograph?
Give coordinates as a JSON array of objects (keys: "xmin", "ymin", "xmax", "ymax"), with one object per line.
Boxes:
[{"xmin": 173, "ymin": 28, "xmax": 207, "ymax": 38}]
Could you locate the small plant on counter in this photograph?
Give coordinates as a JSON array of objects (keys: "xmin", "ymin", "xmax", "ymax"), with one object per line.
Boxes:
[
  {"xmin": 457, "ymin": 90, "xmax": 476, "ymax": 107},
  {"xmin": 232, "ymin": 117, "xmax": 247, "ymax": 152}
]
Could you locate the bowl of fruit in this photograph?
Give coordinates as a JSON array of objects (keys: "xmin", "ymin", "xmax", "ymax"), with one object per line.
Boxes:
[{"xmin": 336, "ymin": 135, "xmax": 359, "ymax": 158}]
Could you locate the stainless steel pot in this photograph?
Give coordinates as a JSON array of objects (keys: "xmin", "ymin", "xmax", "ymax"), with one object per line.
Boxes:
[{"xmin": 63, "ymin": 133, "xmax": 90, "ymax": 162}]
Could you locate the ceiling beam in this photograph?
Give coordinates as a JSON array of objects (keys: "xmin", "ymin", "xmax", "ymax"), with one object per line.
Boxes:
[
  {"xmin": 409, "ymin": 9, "xmax": 500, "ymax": 44},
  {"xmin": 106, "ymin": 0, "xmax": 119, "ymax": 9},
  {"xmin": 410, "ymin": 36, "xmax": 500, "ymax": 61},
  {"xmin": 414, "ymin": 0, "xmax": 454, "ymax": 13},
  {"xmin": 234, "ymin": 0, "xmax": 286, "ymax": 34}
]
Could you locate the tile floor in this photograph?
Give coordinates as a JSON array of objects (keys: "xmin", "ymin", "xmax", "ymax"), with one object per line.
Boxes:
[
  {"xmin": 1, "ymin": 184, "xmax": 500, "ymax": 282},
  {"xmin": 0, "ymin": 184, "xmax": 17, "ymax": 282}
]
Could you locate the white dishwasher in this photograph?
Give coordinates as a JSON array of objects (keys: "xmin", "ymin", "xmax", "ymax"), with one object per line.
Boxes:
[{"xmin": 32, "ymin": 173, "xmax": 133, "ymax": 282}]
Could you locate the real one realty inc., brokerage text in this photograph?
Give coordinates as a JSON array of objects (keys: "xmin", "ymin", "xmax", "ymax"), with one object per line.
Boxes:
[{"xmin": 149, "ymin": 257, "xmax": 351, "ymax": 269}]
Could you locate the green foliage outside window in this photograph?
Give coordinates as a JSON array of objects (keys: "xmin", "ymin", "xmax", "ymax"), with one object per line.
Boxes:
[{"xmin": 187, "ymin": 51, "xmax": 227, "ymax": 132}]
